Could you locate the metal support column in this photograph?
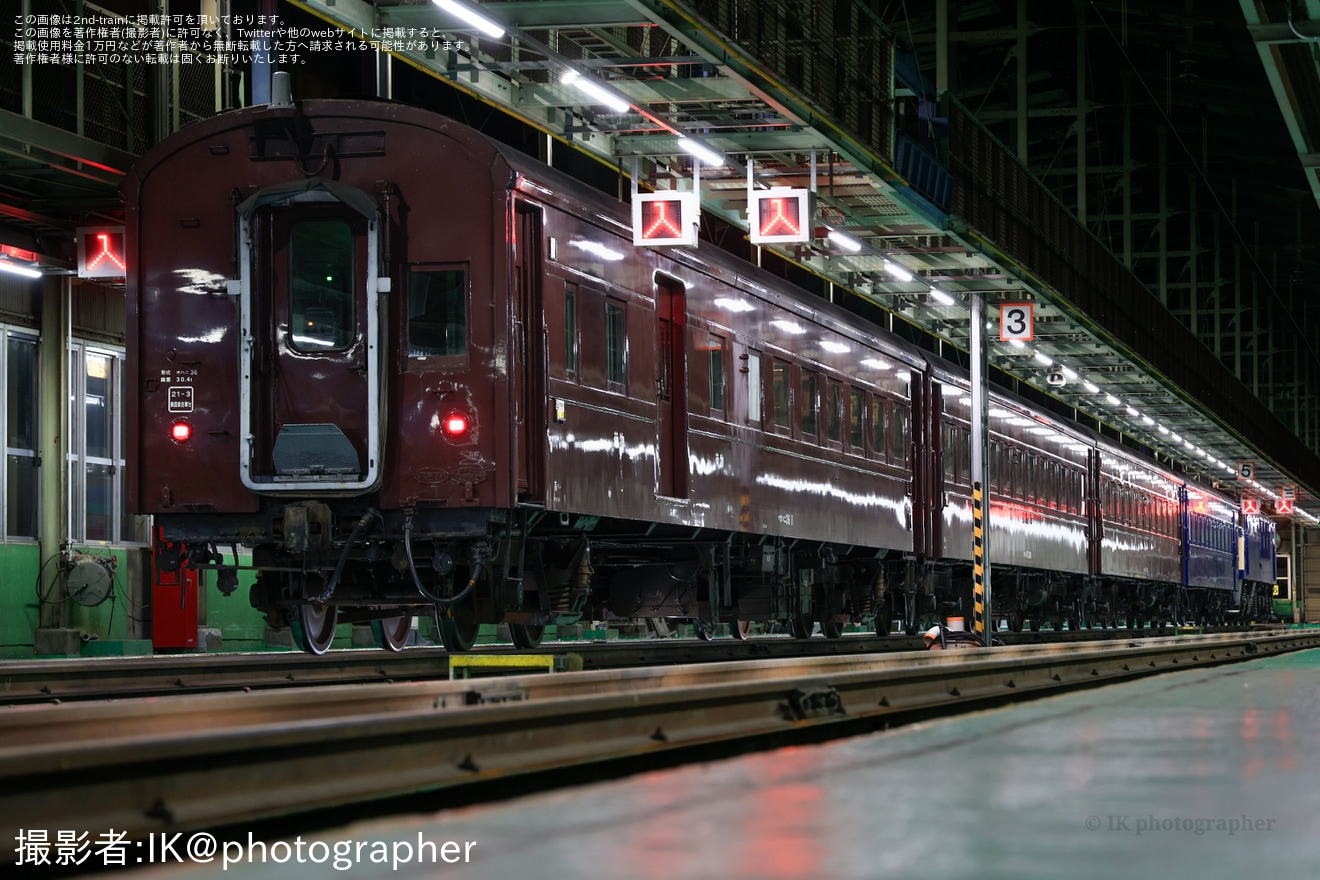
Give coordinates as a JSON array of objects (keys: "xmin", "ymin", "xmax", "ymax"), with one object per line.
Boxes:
[
  {"xmin": 1016, "ymin": 0, "xmax": 1028, "ymax": 160},
  {"xmin": 37, "ymin": 275, "xmax": 70, "ymax": 634},
  {"xmin": 970, "ymin": 292, "xmax": 992, "ymax": 645},
  {"xmin": 1075, "ymin": 0, "xmax": 1087, "ymax": 225}
]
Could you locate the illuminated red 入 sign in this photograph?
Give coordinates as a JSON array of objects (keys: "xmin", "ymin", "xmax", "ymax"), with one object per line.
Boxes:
[
  {"xmin": 748, "ymin": 187, "xmax": 812, "ymax": 245},
  {"xmin": 632, "ymin": 192, "xmax": 698, "ymax": 247},
  {"xmin": 77, "ymin": 226, "xmax": 126, "ymax": 281},
  {"xmin": 1276, "ymin": 498, "xmax": 1294, "ymax": 515},
  {"xmin": 1241, "ymin": 498, "xmax": 1260, "ymax": 515},
  {"xmin": 642, "ymin": 200, "xmax": 683, "ymax": 239}
]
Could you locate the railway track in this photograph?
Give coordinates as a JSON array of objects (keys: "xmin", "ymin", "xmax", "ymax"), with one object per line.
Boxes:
[
  {"xmin": 0, "ymin": 624, "xmax": 1275, "ymax": 705},
  {"xmin": 2, "ymin": 630, "xmax": 1316, "ymax": 843}
]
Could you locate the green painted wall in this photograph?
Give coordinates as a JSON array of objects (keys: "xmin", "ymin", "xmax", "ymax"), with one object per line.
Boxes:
[{"xmin": 0, "ymin": 544, "xmax": 41, "ymax": 658}]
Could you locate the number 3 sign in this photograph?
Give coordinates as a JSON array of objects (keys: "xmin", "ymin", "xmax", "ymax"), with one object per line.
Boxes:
[{"xmin": 1000, "ymin": 303, "xmax": 1034, "ymax": 341}]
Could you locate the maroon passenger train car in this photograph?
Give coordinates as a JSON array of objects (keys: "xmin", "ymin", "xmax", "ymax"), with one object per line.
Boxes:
[
  {"xmin": 125, "ymin": 97, "xmax": 1270, "ymax": 654},
  {"xmin": 125, "ymin": 97, "xmax": 934, "ymax": 653}
]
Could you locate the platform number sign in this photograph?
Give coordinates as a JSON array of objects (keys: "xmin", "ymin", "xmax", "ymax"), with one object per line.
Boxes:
[
  {"xmin": 748, "ymin": 188, "xmax": 813, "ymax": 245},
  {"xmin": 1236, "ymin": 461, "xmax": 1255, "ymax": 481},
  {"xmin": 999, "ymin": 303, "xmax": 1034, "ymax": 342},
  {"xmin": 77, "ymin": 226, "xmax": 126, "ymax": 281},
  {"xmin": 1280, "ymin": 484, "xmax": 1296, "ymax": 501},
  {"xmin": 632, "ymin": 192, "xmax": 699, "ymax": 248}
]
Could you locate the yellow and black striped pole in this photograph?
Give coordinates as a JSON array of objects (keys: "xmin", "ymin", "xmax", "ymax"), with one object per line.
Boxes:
[
  {"xmin": 970, "ymin": 292, "xmax": 992, "ymax": 645},
  {"xmin": 973, "ymin": 479, "xmax": 986, "ymax": 638}
]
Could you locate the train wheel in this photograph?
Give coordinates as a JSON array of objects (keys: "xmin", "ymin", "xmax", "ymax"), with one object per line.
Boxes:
[
  {"xmin": 695, "ymin": 625, "xmax": 715, "ymax": 641},
  {"xmin": 509, "ymin": 623, "xmax": 544, "ymax": 649},
  {"xmin": 1029, "ymin": 618, "xmax": 1041, "ymax": 633},
  {"xmin": 731, "ymin": 620, "xmax": 752, "ymax": 641},
  {"xmin": 820, "ymin": 618, "xmax": 844, "ymax": 639},
  {"xmin": 789, "ymin": 615, "xmax": 814, "ymax": 639},
  {"xmin": 296, "ymin": 603, "xmax": 338, "ymax": 655},
  {"xmin": 436, "ymin": 603, "xmax": 480, "ymax": 653},
  {"xmin": 372, "ymin": 615, "xmax": 412, "ymax": 652}
]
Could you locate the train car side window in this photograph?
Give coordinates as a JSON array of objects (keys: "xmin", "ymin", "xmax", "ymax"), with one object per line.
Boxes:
[
  {"xmin": 827, "ymin": 381, "xmax": 843, "ymax": 444},
  {"xmin": 869, "ymin": 396, "xmax": 886, "ymax": 459},
  {"xmin": 772, "ymin": 359, "xmax": 790, "ymax": 431},
  {"xmin": 289, "ymin": 219, "xmax": 355, "ymax": 352},
  {"xmin": 849, "ymin": 387, "xmax": 864, "ymax": 451},
  {"xmin": 564, "ymin": 282, "xmax": 578, "ymax": 376},
  {"xmin": 890, "ymin": 402, "xmax": 908, "ymax": 465},
  {"xmin": 407, "ymin": 267, "xmax": 467, "ymax": 359},
  {"xmin": 800, "ymin": 369, "xmax": 818, "ymax": 438},
  {"xmin": 959, "ymin": 428, "xmax": 971, "ymax": 483},
  {"xmin": 942, "ymin": 422, "xmax": 955, "ymax": 479},
  {"xmin": 605, "ymin": 300, "xmax": 626, "ymax": 387},
  {"xmin": 708, "ymin": 334, "xmax": 726, "ymax": 415},
  {"xmin": 746, "ymin": 349, "xmax": 763, "ymax": 427}
]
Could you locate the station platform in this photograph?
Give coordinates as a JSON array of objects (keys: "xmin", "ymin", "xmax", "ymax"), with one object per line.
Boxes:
[{"xmin": 135, "ymin": 649, "xmax": 1318, "ymax": 879}]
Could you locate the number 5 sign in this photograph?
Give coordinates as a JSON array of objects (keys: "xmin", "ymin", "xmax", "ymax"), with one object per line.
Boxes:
[
  {"xmin": 1236, "ymin": 461, "xmax": 1255, "ymax": 481},
  {"xmin": 1000, "ymin": 303, "xmax": 1034, "ymax": 341}
]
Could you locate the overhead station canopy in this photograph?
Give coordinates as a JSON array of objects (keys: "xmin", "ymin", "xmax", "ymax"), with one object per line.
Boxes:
[
  {"xmin": 293, "ymin": 0, "xmax": 1320, "ymax": 519},
  {"xmin": 7, "ymin": 0, "xmax": 1315, "ymax": 521}
]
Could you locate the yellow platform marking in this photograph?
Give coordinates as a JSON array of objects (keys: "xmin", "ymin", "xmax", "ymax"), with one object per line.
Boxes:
[{"xmin": 448, "ymin": 654, "xmax": 558, "ymax": 680}]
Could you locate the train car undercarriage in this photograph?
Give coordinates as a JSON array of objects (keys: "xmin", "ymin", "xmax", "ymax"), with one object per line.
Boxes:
[{"xmin": 163, "ymin": 503, "xmax": 1273, "ymax": 655}]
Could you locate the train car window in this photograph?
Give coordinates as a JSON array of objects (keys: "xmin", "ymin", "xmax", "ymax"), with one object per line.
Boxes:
[
  {"xmin": 708, "ymin": 335, "xmax": 726, "ymax": 415},
  {"xmin": 959, "ymin": 428, "xmax": 971, "ymax": 484},
  {"xmin": 870, "ymin": 396, "xmax": 886, "ymax": 458},
  {"xmin": 289, "ymin": 220, "xmax": 355, "ymax": 351},
  {"xmin": 890, "ymin": 403, "xmax": 908, "ymax": 465},
  {"xmin": 849, "ymin": 387, "xmax": 864, "ymax": 450},
  {"xmin": 564, "ymin": 283, "xmax": 578, "ymax": 375},
  {"xmin": 942, "ymin": 423, "xmax": 955, "ymax": 479},
  {"xmin": 606, "ymin": 300, "xmax": 626, "ymax": 386},
  {"xmin": 747, "ymin": 349, "xmax": 763, "ymax": 427},
  {"xmin": 772, "ymin": 359, "xmax": 790, "ymax": 430},
  {"xmin": 407, "ymin": 268, "xmax": 467, "ymax": 358},
  {"xmin": 800, "ymin": 369, "xmax": 818, "ymax": 438},
  {"xmin": 827, "ymin": 382, "xmax": 843, "ymax": 444}
]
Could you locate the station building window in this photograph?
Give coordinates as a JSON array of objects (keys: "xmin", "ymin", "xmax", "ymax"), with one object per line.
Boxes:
[
  {"xmin": 68, "ymin": 344, "xmax": 147, "ymax": 545},
  {"xmin": 5, "ymin": 330, "xmax": 39, "ymax": 539}
]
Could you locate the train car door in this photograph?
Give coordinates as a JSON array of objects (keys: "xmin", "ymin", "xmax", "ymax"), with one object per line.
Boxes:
[
  {"xmin": 237, "ymin": 182, "xmax": 383, "ymax": 493},
  {"xmin": 655, "ymin": 276, "xmax": 689, "ymax": 499},
  {"xmin": 514, "ymin": 202, "xmax": 546, "ymax": 504}
]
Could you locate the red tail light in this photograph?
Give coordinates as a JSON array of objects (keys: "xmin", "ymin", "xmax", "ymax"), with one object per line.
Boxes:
[
  {"xmin": 170, "ymin": 419, "xmax": 193, "ymax": 443},
  {"xmin": 441, "ymin": 412, "xmax": 471, "ymax": 440}
]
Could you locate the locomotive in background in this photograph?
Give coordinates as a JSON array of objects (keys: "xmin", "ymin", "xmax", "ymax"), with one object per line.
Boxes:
[{"xmin": 124, "ymin": 96, "xmax": 1275, "ymax": 654}]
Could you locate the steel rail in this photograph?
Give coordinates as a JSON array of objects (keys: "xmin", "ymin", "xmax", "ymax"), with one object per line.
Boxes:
[
  {"xmin": 0, "ymin": 625, "xmax": 1278, "ymax": 705},
  {"xmin": 1, "ymin": 631, "xmax": 1315, "ymax": 839}
]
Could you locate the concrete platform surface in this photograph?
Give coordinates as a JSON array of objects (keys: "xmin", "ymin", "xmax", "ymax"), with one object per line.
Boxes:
[{"xmin": 126, "ymin": 649, "xmax": 1320, "ymax": 879}]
